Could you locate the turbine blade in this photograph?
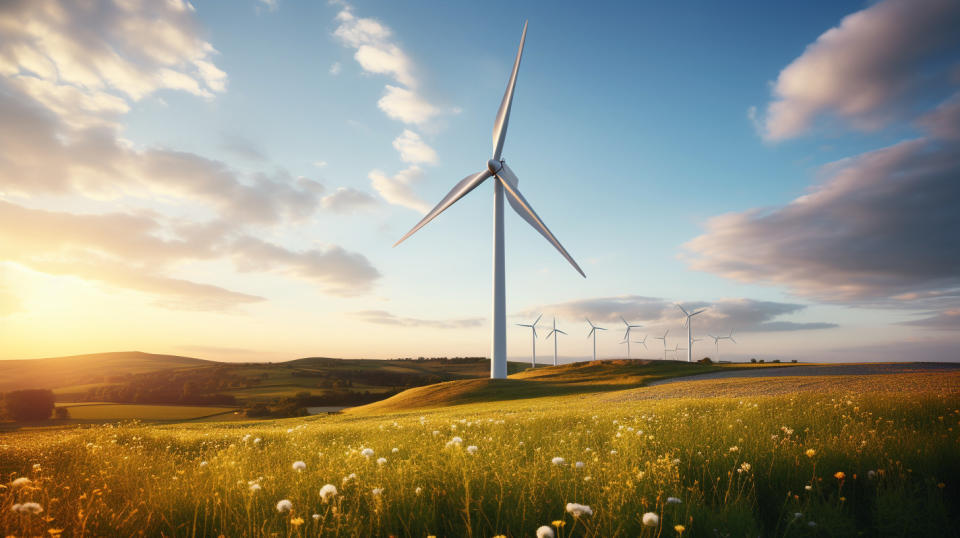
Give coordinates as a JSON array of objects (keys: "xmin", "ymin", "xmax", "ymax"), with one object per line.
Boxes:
[
  {"xmin": 588, "ymin": 327, "xmax": 595, "ymax": 338},
  {"xmin": 497, "ymin": 167, "xmax": 585, "ymax": 277},
  {"xmin": 620, "ymin": 315, "xmax": 629, "ymax": 327},
  {"xmin": 393, "ymin": 170, "xmax": 492, "ymax": 247},
  {"xmin": 675, "ymin": 303, "xmax": 689, "ymax": 316},
  {"xmin": 556, "ymin": 329, "xmax": 567, "ymax": 335},
  {"xmin": 534, "ymin": 313, "xmax": 543, "ymax": 325},
  {"xmin": 730, "ymin": 337, "xmax": 737, "ymax": 344},
  {"xmin": 545, "ymin": 329, "xmax": 555, "ymax": 339},
  {"xmin": 692, "ymin": 309, "xmax": 706, "ymax": 316},
  {"xmin": 492, "ymin": 21, "xmax": 528, "ymax": 161}
]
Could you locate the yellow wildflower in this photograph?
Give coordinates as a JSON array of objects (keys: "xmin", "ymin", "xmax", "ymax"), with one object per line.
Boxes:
[
  {"xmin": 290, "ymin": 517, "xmax": 304, "ymax": 526},
  {"xmin": 834, "ymin": 471, "xmax": 846, "ymax": 480},
  {"xmin": 805, "ymin": 448, "xmax": 816, "ymax": 458},
  {"xmin": 552, "ymin": 520, "xmax": 566, "ymax": 527},
  {"xmin": 675, "ymin": 524, "xmax": 686, "ymax": 534}
]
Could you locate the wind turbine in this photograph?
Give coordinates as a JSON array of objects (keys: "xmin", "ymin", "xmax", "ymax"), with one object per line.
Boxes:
[
  {"xmin": 517, "ymin": 313, "xmax": 542, "ymax": 368},
  {"xmin": 586, "ymin": 318, "xmax": 606, "ymax": 361},
  {"xmin": 634, "ymin": 334, "xmax": 649, "ymax": 354},
  {"xmin": 707, "ymin": 330, "xmax": 735, "ymax": 359},
  {"xmin": 393, "ymin": 22, "xmax": 585, "ymax": 379},
  {"xmin": 544, "ymin": 317, "xmax": 567, "ymax": 366},
  {"xmin": 668, "ymin": 344, "xmax": 686, "ymax": 360},
  {"xmin": 676, "ymin": 304, "xmax": 706, "ymax": 363},
  {"xmin": 619, "ymin": 316, "xmax": 643, "ymax": 358},
  {"xmin": 654, "ymin": 329, "xmax": 669, "ymax": 361}
]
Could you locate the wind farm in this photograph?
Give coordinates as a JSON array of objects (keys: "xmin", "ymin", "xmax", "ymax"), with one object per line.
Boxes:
[{"xmin": 1, "ymin": 2, "xmax": 958, "ymax": 537}]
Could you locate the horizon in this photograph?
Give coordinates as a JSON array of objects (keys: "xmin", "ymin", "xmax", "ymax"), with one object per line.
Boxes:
[{"xmin": 1, "ymin": 0, "xmax": 958, "ymax": 364}]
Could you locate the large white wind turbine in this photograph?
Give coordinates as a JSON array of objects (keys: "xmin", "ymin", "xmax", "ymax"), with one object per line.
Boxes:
[
  {"xmin": 544, "ymin": 317, "xmax": 567, "ymax": 366},
  {"xmin": 517, "ymin": 313, "xmax": 542, "ymax": 368},
  {"xmin": 619, "ymin": 316, "xmax": 643, "ymax": 358},
  {"xmin": 634, "ymin": 334, "xmax": 649, "ymax": 354},
  {"xmin": 654, "ymin": 329, "xmax": 669, "ymax": 361},
  {"xmin": 676, "ymin": 304, "xmax": 706, "ymax": 363},
  {"xmin": 393, "ymin": 22, "xmax": 585, "ymax": 379},
  {"xmin": 586, "ymin": 318, "xmax": 606, "ymax": 361}
]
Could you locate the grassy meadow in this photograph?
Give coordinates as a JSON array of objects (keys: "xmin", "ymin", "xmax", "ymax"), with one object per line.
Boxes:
[{"xmin": 2, "ymin": 365, "xmax": 958, "ymax": 537}]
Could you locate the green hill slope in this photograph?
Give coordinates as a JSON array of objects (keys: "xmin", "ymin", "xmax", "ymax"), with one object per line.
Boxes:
[{"xmin": 348, "ymin": 359, "xmax": 724, "ymax": 414}]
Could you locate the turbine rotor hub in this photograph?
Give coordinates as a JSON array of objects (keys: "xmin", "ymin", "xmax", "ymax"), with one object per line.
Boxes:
[{"xmin": 487, "ymin": 159, "xmax": 503, "ymax": 174}]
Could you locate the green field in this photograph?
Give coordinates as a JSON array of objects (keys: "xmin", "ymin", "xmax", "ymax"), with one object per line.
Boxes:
[
  {"xmin": 2, "ymin": 362, "xmax": 957, "ymax": 537},
  {"xmin": 56, "ymin": 403, "xmax": 238, "ymax": 421}
]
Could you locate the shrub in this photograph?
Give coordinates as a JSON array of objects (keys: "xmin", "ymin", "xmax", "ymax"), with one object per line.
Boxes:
[{"xmin": 3, "ymin": 389, "xmax": 55, "ymax": 421}]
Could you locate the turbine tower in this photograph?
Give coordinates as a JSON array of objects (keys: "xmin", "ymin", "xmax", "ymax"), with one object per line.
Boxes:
[
  {"xmin": 544, "ymin": 317, "xmax": 567, "ymax": 366},
  {"xmin": 586, "ymin": 318, "xmax": 606, "ymax": 361},
  {"xmin": 676, "ymin": 304, "xmax": 706, "ymax": 363},
  {"xmin": 517, "ymin": 313, "xmax": 542, "ymax": 368},
  {"xmin": 619, "ymin": 316, "xmax": 643, "ymax": 358},
  {"xmin": 393, "ymin": 22, "xmax": 585, "ymax": 379},
  {"xmin": 654, "ymin": 329, "xmax": 669, "ymax": 361}
]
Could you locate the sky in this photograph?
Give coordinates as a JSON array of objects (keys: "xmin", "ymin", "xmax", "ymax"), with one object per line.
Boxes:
[{"xmin": 0, "ymin": 0, "xmax": 958, "ymax": 363}]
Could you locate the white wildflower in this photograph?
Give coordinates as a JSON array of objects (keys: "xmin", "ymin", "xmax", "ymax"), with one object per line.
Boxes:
[
  {"xmin": 467, "ymin": 445, "xmax": 478, "ymax": 454},
  {"xmin": 575, "ymin": 461, "xmax": 585, "ymax": 468},
  {"xmin": 276, "ymin": 499, "xmax": 293, "ymax": 512},
  {"xmin": 10, "ymin": 477, "xmax": 31, "ymax": 488},
  {"xmin": 391, "ymin": 447, "xmax": 399, "ymax": 454},
  {"xmin": 536, "ymin": 525, "xmax": 555, "ymax": 538},
  {"xmin": 377, "ymin": 457, "xmax": 387, "ymax": 465},
  {"xmin": 642, "ymin": 512, "xmax": 659, "ymax": 527},
  {"xmin": 666, "ymin": 497, "xmax": 682, "ymax": 504},
  {"xmin": 372, "ymin": 487, "xmax": 383, "ymax": 496},
  {"xmin": 361, "ymin": 448, "xmax": 375, "ymax": 458},
  {"xmin": 319, "ymin": 484, "xmax": 337, "ymax": 502},
  {"xmin": 292, "ymin": 461, "xmax": 306, "ymax": 472},
  {"xmin": 565, "ymin": 502, "xmax": 593, "ymax": 517},
  {"xmin": 551, "ymin": 457, "xmax": 566, "ymax": 466},
  {"xmin": 342, "ymin": 473, "xmax": 357, "ymax": 484}
]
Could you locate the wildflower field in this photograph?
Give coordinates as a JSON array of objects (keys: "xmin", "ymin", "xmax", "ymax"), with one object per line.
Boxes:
[{"xmin": 2, "ymin": 369, "xmax": 958, "ymax": 537}]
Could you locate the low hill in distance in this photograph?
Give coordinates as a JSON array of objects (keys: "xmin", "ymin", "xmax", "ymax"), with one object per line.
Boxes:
[
  {"xmin": 0, "ymin": 351, "xmax": 212, "ymax": 392},
  {"xmin": 0, "ymin": 352, "xmax": 530, "ymax": 415},
  {"xmin": 349, "ymin": 359, "xmax": 731, "ymax": 414}
]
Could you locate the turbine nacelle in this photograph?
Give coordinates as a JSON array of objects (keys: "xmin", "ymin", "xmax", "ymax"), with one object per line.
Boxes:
[{"xmin": 487, "ymin": 159, "xmax": 503, "ymax": 175}]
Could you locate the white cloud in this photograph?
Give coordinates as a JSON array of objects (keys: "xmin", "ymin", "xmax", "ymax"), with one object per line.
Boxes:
[
  {"xmin": 332, "ymin": 8, "xmax": 415, "ymax": 87},
  {"xmin": 321, "ymin": 187, "xmax": 378, "ymax": 213},
  {"xmin": 378, "ymin": 85, "xmax": 440, "ymax": 125},
  {"xmin": 392, "ymin": 129, "xmax": 437, "ymax": 164},
  {"xmin": 760, "ymin": 0, "xmax": 960, "ymax": 140},
  {"xmin": 368, "ymin": 166, "xmax": 430, "ymax": 213},
  {"xmin": 329, "ymin": 62, "xmax": 341, "ymax": 76}
]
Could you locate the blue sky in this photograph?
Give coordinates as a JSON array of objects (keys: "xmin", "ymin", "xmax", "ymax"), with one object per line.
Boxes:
[{"xmin": 0, "ymin": 0, "xmax": 957, "ymax": 363}]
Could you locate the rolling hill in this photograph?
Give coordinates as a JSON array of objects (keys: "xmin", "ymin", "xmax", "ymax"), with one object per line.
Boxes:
[
  {"xmin": 0, "ymin": 351, "xmax": 213, "ymax": 392},
  {"xmin": 347, "ymin": 359, "xmax": 727, "ymax": 414}
]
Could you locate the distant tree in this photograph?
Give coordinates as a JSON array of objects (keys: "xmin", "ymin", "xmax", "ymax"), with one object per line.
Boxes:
[
  {"xmin": 758, "ymin": 359, "xmax": 765, "ymax": 364},
  {"xmin": 3, "ymin": 389, "xmax": 55, "ymax": 421},
  {"xmin": 54, "ymin": 407, "xmax": 70, "ymax": 419},
  {"xmin": 750, "ymin": 358, "xmax": 757, "ymax": 363},
  {"xmin": 791, "ymin": 359, "xmax": 798, "ymax": 363},
  {"xmin": 697, "ymin": 357, "xmax": 713, "ymax": 365},
  {"xmin": 772, "ymin": 359, "xmax": 781, "ymax": 363}
]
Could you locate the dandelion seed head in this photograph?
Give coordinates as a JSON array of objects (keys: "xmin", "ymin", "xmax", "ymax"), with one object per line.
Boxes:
[
  {"xmin": 10, "ymin": 477, "xmax": 31, "ymax": 488},
  {"xmin": 666, "ymin": 496, "xmax": 682, "ymax": 504},
  {"xmin": 292, "ymin": 461, "xmax": 306, "ymax": 471},
  {"xmin": 276, "ymin": 499, "xmax": 293, "ymax": 512},
  {"xmin": 565, "ymin": 502, "xmax": 593, "ymax": 517},
  {"xmin": 642, "ymin": 512, "xmax": 659, "ymax": 526},
  {"xmin": 551, "ymin": 457, "xmax": 565, "ymax": 466},
  {"xmin": 376, "ymin": 457, "xmax": 387, "ymax": 465},
  {"xmin": 467, "ymin": 445, "xmax": 478, "ymax": 454},
  {"xmin": 536, "ymin": 525, "xmax": 555, "ymax": 538},
  {"xmin": 320, "ymin": 484, "xmax": 338, "ymax": 502}
]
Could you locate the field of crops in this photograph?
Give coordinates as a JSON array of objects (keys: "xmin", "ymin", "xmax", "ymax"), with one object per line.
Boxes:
[
  {"xmin": 2, "ymin": 371, "xmax": 958, "ymax": 537},
  {"xmin": 56, "ymin": 404, "xmax": 238, "ymax": 421}
]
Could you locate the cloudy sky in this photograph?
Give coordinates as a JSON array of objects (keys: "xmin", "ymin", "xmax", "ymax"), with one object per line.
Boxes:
[{"xmin": 1, "ymin": 0, "xmax": 958, "ymax": 363}]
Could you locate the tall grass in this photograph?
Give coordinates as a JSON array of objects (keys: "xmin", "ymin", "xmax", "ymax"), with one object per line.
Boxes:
[{"xmin": 1, "ymin": 384, "xmax": 957, "ymax": 536}]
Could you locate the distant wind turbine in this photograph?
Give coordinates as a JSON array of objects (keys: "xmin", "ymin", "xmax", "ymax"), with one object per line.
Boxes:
[
  {"xmin": 619, "ymin": 316, "xmax": 643, "ymax": 358},
  {"xmin": 676, "ymin": 304, "xmax": 707, "ymax": 363},
  {"xmin": 393, "ymin": 21, "xmax": 585, "ymax": 379},
  {"xmin": 708, "ymin": 329, "xmax": 736, "ymax": 359},
  {"xmin": 634, "ymin": 334, "xmax": 649, "ymax": 352},
  {"xmin": 586, "ymin": 318, "xmax": 606, "ymax": 361},
  {"xmin": 544, "ymin": 317, "xmax": 567, "ymax": 366},
  {"xmin": 517, "ymin": 313, "xmax": 542, "ymax": 368},
  {"xmin": 654, "ymin": 329, "xmax": 669, "ymax": 361}
]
